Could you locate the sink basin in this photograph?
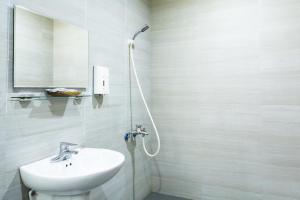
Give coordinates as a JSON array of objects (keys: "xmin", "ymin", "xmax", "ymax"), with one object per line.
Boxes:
[{"xmin": 20, "ymin": 148, "xmax": 125, "ymax": 195}]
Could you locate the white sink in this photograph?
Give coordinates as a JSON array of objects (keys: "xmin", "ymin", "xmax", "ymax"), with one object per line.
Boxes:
[{"xmin": 20, "ymin": 148, "xmax": 125, "ymax": 196}]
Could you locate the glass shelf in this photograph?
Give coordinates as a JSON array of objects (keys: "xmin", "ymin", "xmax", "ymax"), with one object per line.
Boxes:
[{"xmin": 9, "ymin": 94, "xmax": 92, "ymax": 102}]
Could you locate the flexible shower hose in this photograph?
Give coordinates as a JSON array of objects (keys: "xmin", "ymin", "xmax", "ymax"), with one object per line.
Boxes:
[{"xmin": 129, "ymin": 40, "xmax": 160, "ymax": 157}]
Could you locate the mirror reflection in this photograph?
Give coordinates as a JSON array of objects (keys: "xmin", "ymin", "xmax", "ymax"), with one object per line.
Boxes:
[{"xmin": 14, "ymin": 6, "xmax": 89, "ymax": 88}]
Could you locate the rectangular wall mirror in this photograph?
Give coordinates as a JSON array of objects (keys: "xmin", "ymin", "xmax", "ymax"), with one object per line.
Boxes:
[{"xmin": 14, "ymin": 6, "xmax": 89, "ymax": 88}]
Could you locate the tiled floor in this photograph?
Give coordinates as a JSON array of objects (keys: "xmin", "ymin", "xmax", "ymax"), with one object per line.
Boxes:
[{"xmin": 144, "ymin": 193, "xmax": 191, "ymax": 200}]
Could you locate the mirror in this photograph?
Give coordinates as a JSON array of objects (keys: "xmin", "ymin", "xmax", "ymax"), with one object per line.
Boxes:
[{"xmin": 14, "ymin": 6, "xmax": 89, "ymax": 88}]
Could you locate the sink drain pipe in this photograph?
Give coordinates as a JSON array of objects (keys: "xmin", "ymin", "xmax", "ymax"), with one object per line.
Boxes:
[{"xmin": 28, "ymin": 190, "xmax": 36, "ymax": 200}]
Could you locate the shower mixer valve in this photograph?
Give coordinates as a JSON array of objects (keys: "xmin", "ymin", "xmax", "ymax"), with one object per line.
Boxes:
[
  {"xmin": 124, "ymin": 125, "xmax": 149, "ymax": 141},
  {"xmin": 135, "ymin": 125, "xmax": 149, "ymax": 137}
]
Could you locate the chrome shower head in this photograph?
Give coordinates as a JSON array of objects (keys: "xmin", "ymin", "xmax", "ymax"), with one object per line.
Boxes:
[
  {"xmin": 132, "ymin": 25, "xmax": 150, "ymax": 40},
  {"xmin": 141, "ymin": 25, "xmax": 149, "ymax": 32}
]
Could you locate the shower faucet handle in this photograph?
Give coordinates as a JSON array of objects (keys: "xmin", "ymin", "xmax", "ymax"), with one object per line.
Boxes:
[
  {"xmin": 136, "ymin": 125, "xmax": 142, "ymax": 132},
  {"xmin": 136, "ymin": 125, "xmax": 142, "ymax": 129},
  {"xmin": 135, "ymin": 125, "xmax": 148, "ymax": 137}
]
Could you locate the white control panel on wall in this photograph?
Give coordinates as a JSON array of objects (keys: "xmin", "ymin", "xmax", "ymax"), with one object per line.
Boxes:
[{"xmin": 94, "ymin": 66, "xmax": 110, "ymax": 95}]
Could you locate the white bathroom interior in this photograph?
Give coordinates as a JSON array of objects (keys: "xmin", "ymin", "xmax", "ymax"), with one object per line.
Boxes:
[{"xmin": 0, "ymin": 0, "xmax": 300, "ymax": 200}]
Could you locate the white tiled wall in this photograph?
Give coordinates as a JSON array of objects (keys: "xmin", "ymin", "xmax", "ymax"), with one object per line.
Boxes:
[
  {"xmin": 0, "ymin": 0, "xmax": 152, "ymax": 200},
  {"xmin": 151, "ymin": 0, "xmax": 300, "ymax": 199}
]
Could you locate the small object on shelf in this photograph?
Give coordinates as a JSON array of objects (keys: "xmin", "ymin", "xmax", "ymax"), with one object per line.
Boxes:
[{"xmin": 45, "ymin": 88, "xmax": 81, "ymax": 97}]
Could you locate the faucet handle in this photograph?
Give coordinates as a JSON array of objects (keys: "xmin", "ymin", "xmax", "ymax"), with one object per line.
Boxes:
[
  {"xmin": 136, "ymin": 125, "xmax": 142, "ymax": 129},
  {"xmin": 60, "ymin": 142, "xmax": 78, "ymax": 151},
  {"xmin": 60, "ymin": 142, "xmax": 78, "ymax": 146}
]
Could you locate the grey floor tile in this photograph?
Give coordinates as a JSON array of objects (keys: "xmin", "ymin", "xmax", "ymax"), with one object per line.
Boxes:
[{"xmin": 144, "ymin": 193, "xmax": 191, "ymax": 200}]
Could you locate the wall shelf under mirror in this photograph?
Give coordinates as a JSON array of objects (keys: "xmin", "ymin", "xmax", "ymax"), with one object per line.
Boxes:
[{"xmin": 9, "ymin": 94, "xmax": 92, "ymax": 102}]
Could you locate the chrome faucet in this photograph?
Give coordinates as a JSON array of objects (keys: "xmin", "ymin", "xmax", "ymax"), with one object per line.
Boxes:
[
  {"xmin": 124, "ymin": 125, "xmax": 149, "ymax": 141},
  {"xmin": 51, "ymin": 142, "xmax": 79, "ymax": 162},
  {"xmin": 134, "ymin": 125, "xmax": 149, "ymax": 137}
]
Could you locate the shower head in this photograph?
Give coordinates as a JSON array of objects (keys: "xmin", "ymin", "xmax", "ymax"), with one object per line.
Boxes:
[
  {"xmin": 132, "ymin": 25, "xmax": 150, "ymax": 40},
  {"xmin": 141, "ymin": 25, "xmax": 149, "ymax": 32}
]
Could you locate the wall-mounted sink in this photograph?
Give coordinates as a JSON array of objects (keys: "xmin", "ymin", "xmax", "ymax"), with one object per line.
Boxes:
[{"xmin": 20, "ymin": 148, "xmax": 125, "ymax": 199}]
